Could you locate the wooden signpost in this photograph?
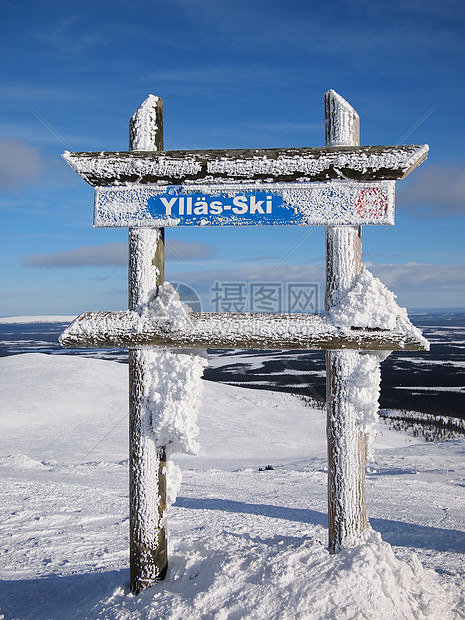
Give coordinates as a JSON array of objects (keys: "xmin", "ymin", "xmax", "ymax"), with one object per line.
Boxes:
[
  {"xmin": 127, "ymin": 97, "xmax": 168, "ymax": 590},
  {"xmin": 325, "ymin": 92, "xmax": 368, "ymax": 552},
  {"xmin": 60, "ymin": 91, "xmax": 429, "ymax": 593}
]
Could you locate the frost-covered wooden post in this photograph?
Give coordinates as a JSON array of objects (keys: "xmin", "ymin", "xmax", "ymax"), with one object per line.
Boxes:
[
  {"xmin": 325, "ymin": 91, "xmax": 375, "ymax": 552},
  {"xmin": 128, "ymin": 96, "xmax": 168, "ymax": 592}
]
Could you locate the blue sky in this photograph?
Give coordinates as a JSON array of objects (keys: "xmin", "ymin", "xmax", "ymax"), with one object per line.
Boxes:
[{"xmin": 1, "ymin": 0, "xmax": 464, "ymax": 316}]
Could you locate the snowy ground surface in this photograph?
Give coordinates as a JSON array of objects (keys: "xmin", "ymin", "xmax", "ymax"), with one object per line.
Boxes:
[
  {"xmin": 0, "ymin": 353, "xmax": 464, "ymax": 619},
  {"xmin": 0, "ymin": 316, "xmax": 77, "ymax": 324}
]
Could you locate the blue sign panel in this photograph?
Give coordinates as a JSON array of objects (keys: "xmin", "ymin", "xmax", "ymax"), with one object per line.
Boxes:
[{"xmin": 147, "ymin": 189, "xmax": 297, "ymax": 226}]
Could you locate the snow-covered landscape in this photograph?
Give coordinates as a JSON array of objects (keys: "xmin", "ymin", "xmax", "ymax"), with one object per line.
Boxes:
[{"xmin": 1, "ymin": 352, "xmax": 464, "ymax": 619}]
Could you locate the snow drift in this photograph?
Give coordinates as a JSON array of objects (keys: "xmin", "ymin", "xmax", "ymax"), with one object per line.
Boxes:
[{"xmin": 0, "ymin": 353, "xmax": 463, "ymax": 619}]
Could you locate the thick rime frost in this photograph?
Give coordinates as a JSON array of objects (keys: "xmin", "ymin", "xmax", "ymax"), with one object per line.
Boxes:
[
  {"xmin": 128, "ymin": 277, "xmax": 206, "ymax": 524},
  {"xmin": 129, "ymin": 228, "xmax": 162, "ymax": 311},
  {"xmin": 163, "ymin": 461, "xmax": 183, "ymax": 508},
  {"xmin": 136, "ymin": 284, "xmax": 206, "ymax": 457},
  {"xmin": 329, "ymin": 267, "xmax": 429, "ymax": 347},
  {"xmin": 142, "ymin": 282, "xmax": 193, "ymax": 331},
  {"xmin": 63, "ymin": 151, "xmax": 202, "ymax": 184},
  {"xmin": 332, "ymin": 349, "xmax": 386, "ymax": 460},
  {"xmin": 329, "ymin": 267, "xmax": 400, "ymax": 328},
  {"xmin": 129, "ymin": 94, "xmax": 162, "ymax": 151},
  {"xmin": 140, "ymin": 348, "xmax": 207, "ymax": 456},
  {"xmin": 140, "ymin": 283, "xmax": 205, "ymax": 456},
  {"xmin": 61, "ymin": 309, "xmax": 428, "ymax": 351},
  {"xmin": 325, "ymin": 89, "xmax": 359, "ymax": 147},
  {"xmin": 327, "ymin": 268, "xmax": 427, "ymax": 460},
  {"xmin": 204, "ymin": 148, "xmax": 422, "ymax": 178},
  {"xmin": 327, "ymin": 350, "xmax": 385, "ymax": 551},
  {"xmin": 63, "ymin": 145, "xmax": 428, "ymax": 187}
]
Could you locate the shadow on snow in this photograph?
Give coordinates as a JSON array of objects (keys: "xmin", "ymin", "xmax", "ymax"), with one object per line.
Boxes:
[
  {"xmin": 0, "ymin": 570, "xmax": 126, "ymax": 620},
  {"xmin": 175, "ymin": 496, "xmax": 465, "ymax": 553},
  {"xmin": 2, "ymin": 499, "xmax": 465, "ymax": 618}
]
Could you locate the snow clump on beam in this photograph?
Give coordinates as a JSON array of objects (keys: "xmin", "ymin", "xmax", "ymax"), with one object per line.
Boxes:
[{"xmin": 329, "ymin": 267, "xmax": 428, "ymax": 347}]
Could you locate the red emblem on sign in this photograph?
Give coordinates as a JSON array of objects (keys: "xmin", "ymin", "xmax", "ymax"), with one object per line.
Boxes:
[{"xmin": 355, "ymin": 187, "xmax": 388, "ymax": 219}]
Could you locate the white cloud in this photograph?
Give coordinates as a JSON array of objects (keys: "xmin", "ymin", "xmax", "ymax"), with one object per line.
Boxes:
[
  {"xmin": 170, "ymin": 262, "xmax": 465, "ymax": 295},
  {"xmin": 168, "ymin": 264, "xmax": 325, "ymax": 303},
  {"xmin": 169, "ymin": 261, "xmax": 465, "ymax": 311},
  {"xmin": 0, "ymin": 138, "xmax": 42, "ymax": 189},
  {"xmin": 167, "ymin": 262, "xmax": 325, "ymax": 312},
  {"xmin": 370, "ymin": 263, "xmax": 465, "ymax": 292},
  {"xmin": 398, "ymin": 165, "xmax": 465, "ymax": 217},
  {"xmin": 166, "ymin": 240, "xmax": 214, "ymax": 261},
  {"xmin": 33, "ymin": 16, "xmax": 104, "ymax": 54},
  {"xmin": 22, "ymin": 243, "xmax": 127, "ymax": 268},
  {"xmin": 22, "ymin": 240, "xmax": 214, "ymax": 268}
]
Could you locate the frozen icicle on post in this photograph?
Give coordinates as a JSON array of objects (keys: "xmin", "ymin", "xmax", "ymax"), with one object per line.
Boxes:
[{"xmin": 325, "ymin": 89, "xmax": 376, "ymax": 553}]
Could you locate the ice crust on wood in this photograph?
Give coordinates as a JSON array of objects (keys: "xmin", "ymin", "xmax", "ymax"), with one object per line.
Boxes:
[
  {"xmin": 325, "ymin": 226, "xmax": 361, "ymax": 310},
  {"xmin": 327, "ymin": 351, "xmax": 374, "ymax": 551},
  {"xmin": 322, "ymin": 90, "xmax": 423, "ymax": 553},
  {"xmin": 325, "ymin": 90, "xmax": 360, "ymax": 147},
  {"xmin": 330, "ymin": 349, "xmax": 386, "ymax": 459},
  {"xmin": 64, "ymin": 151, "xmax": 203, "ymax": 185},
  {"xmin": 129, "ymin": 379, "xmax": 165, "ymax": 565},
  {"xmin": 129, "ymin": 95, "xmax": 163, "ymax": 152},
  {"xmin": 60, "ymin": 307, "xmax": 428, "ymax": 352},
  {"xmin": 128, "ymin": 228, "xmax": 162, "ymax": 311},
  {"xmin": 132, "ymin": 284, "xmax": 206, "ymax": 457},
  {"xmin": 203, "ymin": 148, "xmax": 422, "ymax": 179},
  {"xmin": 136, "ymin": 347, "xmax": 207, "ymax": 457},
  {"xmin": 62, "ymin": 144, "xmax": 428, "ymax": 186}
]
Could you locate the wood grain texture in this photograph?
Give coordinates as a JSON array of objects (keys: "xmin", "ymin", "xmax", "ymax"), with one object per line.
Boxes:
[
  {"xmin": 324, "ymin": 90, "xmax": 369, "ymax": 553},
  {"xmin": 63, "ymin": 144, "xmax": 428, "ymax": 186},
  {"xmin": 59, "ymin": 310, "xmax": 428, "ymax": 352},
  {"xmin": 128, "ymin": 95, "xmax": 168, "ymax": 594}
]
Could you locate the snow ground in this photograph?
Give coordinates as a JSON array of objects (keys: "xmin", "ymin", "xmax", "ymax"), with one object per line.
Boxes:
[
  {"xmin": 0, "ymin": 353, "xmax": 464, "ymax": 619},
  {"xmin": 0, "ymin": 317, "xmax": 77, "ymax": 324}
]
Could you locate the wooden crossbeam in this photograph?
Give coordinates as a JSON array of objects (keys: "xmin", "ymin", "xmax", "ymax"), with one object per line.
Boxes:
[
  {"xmin": 63, "ymin": 144, "xmax": 428, "ymax": 186},
  {"xmin": 60, "ymin": 310, "xmax": 429, "ymax": 351}
]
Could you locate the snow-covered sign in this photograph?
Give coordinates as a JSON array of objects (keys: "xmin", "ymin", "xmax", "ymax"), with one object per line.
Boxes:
[
  {"xmin": 60, "ymin": 91, "xmax": 431, "ymax": 595},
  {"xmin": 63, "ymin": 144, "xmax": 427, "ymax": 228},
  {"xmin": 93, "ymin": 181, "xmax": 395, "ymax": 227}
]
